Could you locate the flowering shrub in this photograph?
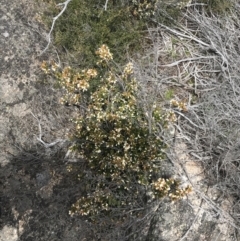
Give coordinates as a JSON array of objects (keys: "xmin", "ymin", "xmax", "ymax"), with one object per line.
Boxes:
[
  {"xmin": 152, "ymin": 178, "xmax": 192, "ymax": 201},
  {"xmin": 170, "ymin": 99, "xmax": 188, "ymax": 112},
  {"xmin": 41, "ymin": 44, "xmax": 191, "ymax": 218},
  {"xmin": 129, "ymin": 0, "xmax": 192, "ymax": 24},
  {"xmin": 130, "ymin": 0, "xmax": 159, "ymax": 19}
]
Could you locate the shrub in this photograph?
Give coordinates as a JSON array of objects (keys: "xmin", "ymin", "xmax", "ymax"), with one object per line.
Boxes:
[
  {"xmin": 41, "ymin": 0, "xmax": 192, "ymax": 67},
  {"xmin": 41, "ymin": 45, "xmax": 191, "ymax": 223},
  {"xmin": 42, "ymin": 0, "xmax": 151, "ymax": 67},
  {"xmin": 199, "ymin": 0, "xmax": 233, "ymax": 15}
]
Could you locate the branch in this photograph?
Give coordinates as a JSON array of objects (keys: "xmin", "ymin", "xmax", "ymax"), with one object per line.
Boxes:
[
  {"xmin": 158, "ymin": 23, "xmax": 210, "ymax": 48},
  {"xmin": 104, "ymin": 0, "xmax": 109, "ymax": 11},
  {"xmin": 40, "ymin": 0, "xmax": 72, "ymax": 55},
  {"xmin": 160, "ymin": 56, "xmax": 216, "ymax": 67},
  {"xmin": 31, "ymin": 112, "xmax": 64, "ymax": 148},
  {"xmin": 174, "ymin": 110, "xmax": 205, "ymax": 130}
]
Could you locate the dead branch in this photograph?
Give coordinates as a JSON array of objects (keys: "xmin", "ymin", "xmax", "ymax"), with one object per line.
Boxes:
[
  {"xmin": 41, "ymin": 0, "xmax": 72, "ymax": 54},
  {"xmin": 160, "ymin": 56, "xmax": 216, "ymax": 67},
  {"xmin": 104, "ymin": 0, "xmax": 109, "ymax": 11},
  {"xmin": 31, "ymin": 112, "xmax": 64, "ymax": 148}
]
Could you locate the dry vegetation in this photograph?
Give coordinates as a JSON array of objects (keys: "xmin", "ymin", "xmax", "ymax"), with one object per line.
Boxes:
[
  {"xmin": 37, "ymin": 0, "xmax": 240, "ymax": 239},
  {"xmin": 133, "ymin": 0, "xmax": 240, "ymax": 231}
]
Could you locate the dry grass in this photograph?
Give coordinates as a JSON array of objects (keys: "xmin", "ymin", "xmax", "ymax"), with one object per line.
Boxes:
[{"xmin": 131, "ymin": 1, "xmax": 240, "ymax": 233}]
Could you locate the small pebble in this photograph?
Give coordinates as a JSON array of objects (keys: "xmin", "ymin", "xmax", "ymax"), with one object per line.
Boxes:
[{"xmin": 2, "ymin": 31, "xmax": 9, "ymax": 37}]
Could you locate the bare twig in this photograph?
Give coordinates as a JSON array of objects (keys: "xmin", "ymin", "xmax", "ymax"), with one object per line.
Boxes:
[
  {"xmin": 104, "ymin": 0, "xmax": 109, "ymax": 11},
  {"xmin": 31, "ymin": 112, "xmax": 64, "ymax": 148},
  {"xmin": 157, "ymin": 23, "xmax": 210, "ymax": 47},
  {"xmin": 160, "ymin": 56, "xmax": 216, "ymax": 67},
  {"xmin": 41, "ymin": 0, "xmax": 72, "ymax": 54}
]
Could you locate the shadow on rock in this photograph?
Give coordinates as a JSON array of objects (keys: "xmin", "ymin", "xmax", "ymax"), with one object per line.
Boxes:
[{"xmin": 0, "ymin": 146, "xmax": 95, "ymax": 241}]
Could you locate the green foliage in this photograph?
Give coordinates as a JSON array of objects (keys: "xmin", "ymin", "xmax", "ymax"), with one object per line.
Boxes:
[
  {"xmin": 129, "ymin": 0, "xmax": 159, "ymax": 19},
  {"xmin": 41, "ymin": 0, "xmax": 193, "ymax": 67},
  {"xmin": 165, "ymin": 88, "xmax": 175, "ymax": 100},
  {"xmin": 200, "ymin": 0, "xmax": 233, "ymax": 15},
  {"xmin": 153, "ymin": 0, "xmax": 187, "ymax": 25},
  {"xmin": 46, "ymin": 0, "xmax": 150, "ymax": 67}
]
